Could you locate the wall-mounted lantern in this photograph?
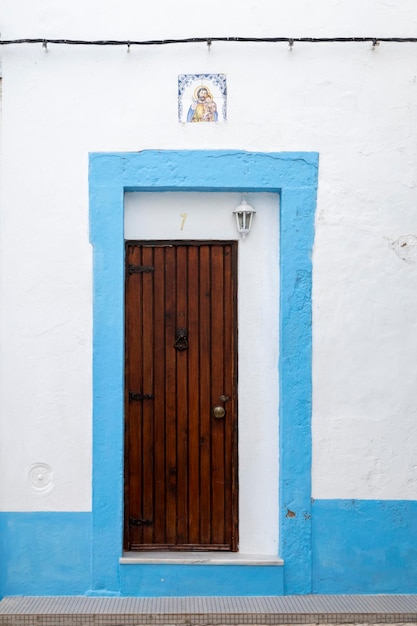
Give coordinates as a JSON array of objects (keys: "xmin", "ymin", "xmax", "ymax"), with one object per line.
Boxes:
[{"xmin": 233, "ymin": 198, "xmax": 256, "ymax": 239}]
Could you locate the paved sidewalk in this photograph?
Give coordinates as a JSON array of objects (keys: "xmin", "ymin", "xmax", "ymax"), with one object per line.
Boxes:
[{"xmin": 0, "ymin": 595, "xmax": 417, "ymax": 626}]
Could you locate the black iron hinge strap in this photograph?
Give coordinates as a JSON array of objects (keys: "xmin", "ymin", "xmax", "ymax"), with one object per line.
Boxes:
[
  {"xmin": 129, "ymin": 392, "xmax": 154, "ymax": 402},
  {"xmin": 128, "ymin": 264, "xmax": 154, "ymax": 274},
  {"xmin": 129, "ymin": 517, "xmax": 154, "ymax": 527}
]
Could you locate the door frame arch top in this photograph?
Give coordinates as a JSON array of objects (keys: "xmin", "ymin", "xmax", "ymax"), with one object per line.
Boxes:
[{"xmin": 89, "ymin": 149, "xmax": 319, "ymax": 596}]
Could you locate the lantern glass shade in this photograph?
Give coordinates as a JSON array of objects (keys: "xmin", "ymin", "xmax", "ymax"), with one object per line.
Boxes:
[{"xmin": 233, "ymin": 198, "xmax": 256, "ymax": 238}]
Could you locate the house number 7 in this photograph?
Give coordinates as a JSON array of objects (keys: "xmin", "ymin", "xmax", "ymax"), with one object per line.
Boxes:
[{"xmin": 180, "ymin": 213, "xmax": 188, "ymax": 230}]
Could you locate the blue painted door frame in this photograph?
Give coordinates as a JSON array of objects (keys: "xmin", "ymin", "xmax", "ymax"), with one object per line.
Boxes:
[{"xmin": 89, "ymin": 150, "xmax": 319, "ymax": 595}]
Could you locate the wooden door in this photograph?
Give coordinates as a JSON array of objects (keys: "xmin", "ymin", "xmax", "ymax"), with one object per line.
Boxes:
[{"xmin": 124, "ymin": 241, "xmax": 238, "ymax": 551}]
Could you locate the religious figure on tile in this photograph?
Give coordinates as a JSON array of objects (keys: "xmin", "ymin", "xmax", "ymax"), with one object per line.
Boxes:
[{"xmin": 186, "ymin": 86, "xmax": 218, "ymax": 122}]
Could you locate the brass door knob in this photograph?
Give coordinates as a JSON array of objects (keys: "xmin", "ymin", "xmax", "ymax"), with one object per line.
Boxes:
[{"xmin": 212, "ymin": 406, "xmax": 226, "ymax": 419}]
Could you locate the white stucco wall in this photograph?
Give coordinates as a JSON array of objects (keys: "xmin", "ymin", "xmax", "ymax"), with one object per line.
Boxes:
[{"xmin": 1, "ymin": 0, "xmax": 417, "ymax": 513}]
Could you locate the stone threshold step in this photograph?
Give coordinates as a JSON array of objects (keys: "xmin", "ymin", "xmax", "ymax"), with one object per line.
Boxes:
[{"xmin": 0, "ymin": 595, "xmax": 416, "ymax": 626}]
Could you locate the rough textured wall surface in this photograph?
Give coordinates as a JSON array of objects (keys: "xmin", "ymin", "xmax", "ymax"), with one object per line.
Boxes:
[{"xmin": 0, "ymin": 0, "xmax": 416, "ymax": 597}]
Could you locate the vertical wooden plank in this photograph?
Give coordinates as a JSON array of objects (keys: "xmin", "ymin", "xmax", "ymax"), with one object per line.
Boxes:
[
  {"xmin": 125, "ymin": 244, "xmax": 144, "ymax": 547},
  {"xmin": 141, "ymin": 245, "xmax": 155, "ymax": 544},
  {"xmin": 231, "ymin": 242, "xmax": 239, "ymax": 551},
  {"xmin": 210, "ymin": 245, "xmax": 226, "ymax": 545},
  {"xmin": 199, "ymin": 245, "xmax": 212, "ymax": 544},
  {"xmin": 223, "ymin": 243, "xmax": 238, "ymax": 550},
  {"xmin": 124, "ymin": 244, "xmax": 133, "ymax": 549},
  {"xmin": 187, "ymin": 246, "xmax": 200, "ymax": 544},
  {"xmin": 153, "ymin": 246, "xmax": 167, "ymax": 545},
  {"xmin": 164, "ymin": 245, "xmax": 177, "ymax": 544},
  {"xmin": 123, "ymin": 244, "xmax": 131, "ymax": 550},
  {"xmin": 176, "ymin": 245, "xmax": 188, "ymax": 544}
]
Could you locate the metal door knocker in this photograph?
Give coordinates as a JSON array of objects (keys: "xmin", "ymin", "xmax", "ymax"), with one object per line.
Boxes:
[{"xmin": 174, "ymin": 327, "xmax": 189, "ymax": 351}]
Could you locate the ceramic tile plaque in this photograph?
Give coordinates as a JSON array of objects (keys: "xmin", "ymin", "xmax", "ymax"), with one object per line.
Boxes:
[{"xmin": 178, "ymin": 74, "xmax": 227, "ymax": 123}]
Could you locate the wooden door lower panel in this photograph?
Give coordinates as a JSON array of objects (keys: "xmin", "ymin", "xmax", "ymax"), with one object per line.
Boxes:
[
  {"xmin": 129, "ymin": 543, "xmax": 231, "ymax": 551},
  {"xmin": 124, "ymin": 241, "xmax": 238, "ymax": 551}
]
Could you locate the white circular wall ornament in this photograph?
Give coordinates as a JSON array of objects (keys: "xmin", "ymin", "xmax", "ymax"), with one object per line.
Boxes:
[{"xmin": 29, "ymin": 463, "xmax": 54, "ymax": 493}]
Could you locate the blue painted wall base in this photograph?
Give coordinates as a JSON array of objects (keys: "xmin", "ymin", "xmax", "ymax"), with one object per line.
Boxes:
[
  {"xmin": 0, "ymin": 513, "xmax": 91, "ymax": 596},
  {"xmin": 1, "ymin": 501, "xmax": 417, "ymax": 596},
  {"xmin": 0, "ymin": 513, "xmax": 284, "ymax": 597},
  {"xmin": 312, "ymin": 499, "xmax": 417, "ymax": 594}
]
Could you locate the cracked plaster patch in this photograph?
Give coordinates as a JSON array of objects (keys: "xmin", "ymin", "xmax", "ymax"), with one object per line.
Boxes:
[{"xmin": 390, "ymin": 234, "xmax": 417, "ymax": 264}]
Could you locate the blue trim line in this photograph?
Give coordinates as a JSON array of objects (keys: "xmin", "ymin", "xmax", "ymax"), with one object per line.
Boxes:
[
  {"xmin": 88, "ymin": 150, "xmax": 319, "ymax": 596},
  {"xmin": 312, "ymin": 499, "xmax": 417, "ymax": 594},
  {"xmin": 0, "ymin": 512, "xmax": 91, "ymax": 596}
]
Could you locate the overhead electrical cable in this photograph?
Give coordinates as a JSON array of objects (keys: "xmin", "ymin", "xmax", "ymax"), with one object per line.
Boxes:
[{"xmin": 0, "ymin": 36, "xmax": 416, "ymax": 47}]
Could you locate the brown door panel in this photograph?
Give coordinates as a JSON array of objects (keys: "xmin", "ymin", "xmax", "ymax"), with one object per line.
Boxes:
[{"xmin": 124, "ymin": 241, "xmax": 238, "ymax": 551}]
